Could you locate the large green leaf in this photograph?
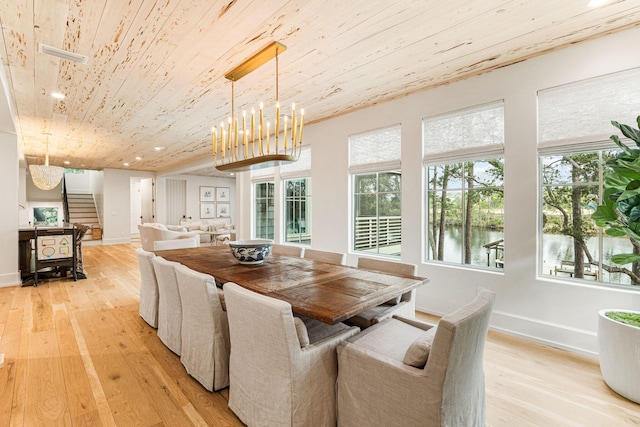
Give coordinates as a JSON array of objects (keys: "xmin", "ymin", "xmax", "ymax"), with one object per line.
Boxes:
[
  {"xmin": 611, "ymin": 253, "xmax": 640, "ymax": 265},
  {"xmin": 604, "ymin": 173, "xmax": 632, "ymax": 191},
  {"xmin": 605, "ymin": 228, "xmax": 626, "ymax": 237},
  {"xmin": 615, "ymin": 123, "xmax": 640, "ymax": 144},
  {"xmin": 592, "ymin": 205, "xmax": 618, "ymax": 223}
]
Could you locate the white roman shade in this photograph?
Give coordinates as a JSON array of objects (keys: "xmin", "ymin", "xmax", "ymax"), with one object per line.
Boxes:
[
  {"xmin": 280, "ymin": 146, "xmax": 311, "ymax": 179},
  {"xmin": 251, "ymin": 165, "xmax": 275, "ymax": 182},
  {"xmin": 538, "ymin": 67, "xmax": 640, "ymax": 153},
  {"xmin": 349, "ymin": 124, "xmax": 401, "ymax": 174},
  {"xmin": 423, "ymin": 101, "xmax": 504, "ymax": 164}
]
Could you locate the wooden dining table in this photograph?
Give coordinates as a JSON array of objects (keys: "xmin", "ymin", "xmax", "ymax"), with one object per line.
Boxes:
[{"xmin": 153, "ymin": 245, "xmax": 429, "ymax": 325}]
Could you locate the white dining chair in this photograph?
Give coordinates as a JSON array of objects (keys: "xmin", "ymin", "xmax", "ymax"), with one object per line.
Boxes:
[
  {"xmin": 303, "ymin": 248, "xmax": 346, "ymax": 265},
  {"xmin": 152, "ymin": 256, "xmax": 182, "ymax": 355},
  {"xmin": 271, "ymin": 243, "xmax": 304, "ymax": 257},
  {"xmin": 136, "ymin": 247, "xmax": 159, "ymax": 328},
  {"xmin": 347, "ymin": 257, "xmax": 418, "ymax": 329},
  {"xmin": 223, "ymin": 282, "xmax": 359, "ymax": 426},
  {"xmin": 175, "ymin": 264, "xmax": 230, "ymax": 391}
]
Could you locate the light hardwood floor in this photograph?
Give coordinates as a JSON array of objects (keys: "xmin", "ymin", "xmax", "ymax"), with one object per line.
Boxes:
[{"xmin": 0, "ymin": 243, "xmax": 638, "ymax": 426}]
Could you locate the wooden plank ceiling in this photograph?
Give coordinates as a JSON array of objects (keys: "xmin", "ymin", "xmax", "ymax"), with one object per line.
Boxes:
[{"xmin": 1, "ymin": 0, "xmax": 639, "ymax": 177}]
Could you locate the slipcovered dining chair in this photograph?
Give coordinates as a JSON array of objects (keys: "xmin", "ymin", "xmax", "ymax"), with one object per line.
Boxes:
[
  {"xmin": 347, "ymin": 257, "xmax": 418, "ymax": 329},
  {"xmin": 152, "ymin": 256, "xmax": 183, "ymax": 355},
  {"xmin": 136, "ymin": 247, "xmax": 159, "ymax": 328},
  {"xmin": 303, "ymin": 248, "xmax": 346, "ymax": 265},
  {"xmin": 223, "ymin": 282, "xmax": 359, "ymax": 427},
  {"xmin": 174, "ymin": 264, "xmax": 230, "ymax": 391},
  {"xmin": 337, "ymin": 289, "xmax": 495, "ymax": 427},
  {"xmin": 271, "ymin": 243, "xmax": 304, "ymax": 257}
]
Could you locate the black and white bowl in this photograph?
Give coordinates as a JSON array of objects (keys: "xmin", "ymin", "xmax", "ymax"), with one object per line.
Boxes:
[{"xmin": 229, "ymin": 239, "xmax": 273, "ymax": 265}]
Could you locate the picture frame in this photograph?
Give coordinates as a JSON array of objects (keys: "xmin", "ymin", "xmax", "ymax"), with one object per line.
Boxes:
[
  {"xmin": 200, "ymin": 186, "xmax": 215, "ymax": 202},
  {"xmin": 216, "ymin": 203, "xmax": 230, "ymax": 218},
  {"xmin": 216, "ymin": 187, "xmax": 230, "ymax": 202},
  {"xmin": 200, "ymin": 202, "xmax": 216, "ymax": 219}
]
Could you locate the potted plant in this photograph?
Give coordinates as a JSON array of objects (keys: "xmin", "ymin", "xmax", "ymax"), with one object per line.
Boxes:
[{"xmin": 592, "ymin": 115, "xmax": 640, "ymax": 404}]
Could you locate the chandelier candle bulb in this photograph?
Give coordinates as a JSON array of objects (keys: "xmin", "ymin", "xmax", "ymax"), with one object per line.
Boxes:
[
  {"xmin": 251, "ymin": 108, "xmax": 256, "ymax": 157},
  {"xmin": 212, "ymin": 127, "xmax": 217, "ymax": 161},
  {"xmin": 243, "ymin": 110, "xmax": 248, "ymax": 158},
  {"xmin": 266, "ymin": 122, "xmax": 271, "ymax": 154},
  {"xmin": 298, "ymin": 109, "xmax": 304, "ymax": 147},
  {"xmin": 259, "ymin": 102, "xmax": 264, "ymax": 143},
  {"xmin": 234, "ymin": 117, "xmax": 239, "ymax": 160},
  {"xmin": 227, "ymin": 119, "xmax": 232, "ymax": 161},
  {"xmin": 275, "ymin": 102, "xmax": 280, "ymax": 152},
  {"xmin": 283, "ymin": 115, "xmax": 288, "ymax": 151},
  {"xmin": 221, "ymin": 123, "xmax": 226, "ymax": 159},
  {"xmin": 291, "ymin": 103, "xmax": 297, "ymax": 148}
]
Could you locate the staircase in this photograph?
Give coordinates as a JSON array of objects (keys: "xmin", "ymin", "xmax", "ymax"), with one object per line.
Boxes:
[{"xmin": 67, "ymin": 193, "xmax": 101, "ymax": 240}]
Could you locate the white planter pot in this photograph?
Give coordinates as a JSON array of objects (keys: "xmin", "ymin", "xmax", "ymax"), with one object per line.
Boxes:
[{"xmin": 598, "ymin": 309, "xmax": 640, "ymax": 404}]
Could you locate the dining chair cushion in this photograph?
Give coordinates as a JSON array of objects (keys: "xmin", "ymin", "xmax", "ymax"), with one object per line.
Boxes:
[
  {"xmin": 293, "ymin": 317, "xmax": 310, "ymax": 347},
  {"xmin": 403, "ymin": 326, "xmax": 437, "ymax": 368},
  {"xmin": 136, "ymin": 247, "xmax": 159, "ymax": 328},
  {"xmin": 345, "ymin": 316, "xmax": 426, "ymax": 363}
]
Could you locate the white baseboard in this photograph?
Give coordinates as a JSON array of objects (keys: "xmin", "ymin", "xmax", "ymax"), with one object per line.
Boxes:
[
  {"xmin": 101, "ymin": 237, "xmax": 130, "ymax": 246},
  {"xmin": 0, "ymin": 272, "xmax": 21, "ymax": 288}
]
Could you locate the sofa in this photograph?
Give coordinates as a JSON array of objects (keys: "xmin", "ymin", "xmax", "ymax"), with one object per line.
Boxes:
[
  {"xmin": 138, "ymin": 223, "xmax": 201, "ymax": 251},
  {"xmin": 179, "ymin": 219, "xmax": 235, "ymax": 245}
]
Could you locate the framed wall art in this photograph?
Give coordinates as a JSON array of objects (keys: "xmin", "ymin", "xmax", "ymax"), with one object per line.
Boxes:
[
  {"xmin": 200, "ymin": 202, "xmax": 216, "ymax": 219},
  {"xmin": 216, "ymin": 203, "xmax": 230, "ymax": 218},
  {"xmin": 216, "ymin": 187, "xmax": 230, "ymax": 202},
  {"xmin": 200, "ymin": 186, "xmax": 215, "ymax": 202}
]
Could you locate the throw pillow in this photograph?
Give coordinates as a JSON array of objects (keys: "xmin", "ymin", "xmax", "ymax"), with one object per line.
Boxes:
[{"xmin": 403, "ymin": 326, "xmax": 437, "ymax": 368}]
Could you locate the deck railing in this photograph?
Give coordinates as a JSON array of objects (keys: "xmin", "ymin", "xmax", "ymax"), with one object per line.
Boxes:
[{"xmin": 354, "ymin": 216, "xmax": 402, "ymax": 250}]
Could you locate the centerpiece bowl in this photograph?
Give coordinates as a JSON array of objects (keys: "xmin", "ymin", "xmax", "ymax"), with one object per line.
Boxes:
[{"xmin": 229, "ymin": 239, "xmax": 273, "ymax": 265}]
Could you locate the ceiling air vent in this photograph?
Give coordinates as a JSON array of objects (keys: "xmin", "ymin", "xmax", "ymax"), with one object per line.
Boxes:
[{"xmin": 38, "ymin": 43, "xmax": 88, "ymax": 64}]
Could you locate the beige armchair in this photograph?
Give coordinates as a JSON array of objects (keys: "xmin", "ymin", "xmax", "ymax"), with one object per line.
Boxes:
[
  {"xmin": 346, "ymin": 257, "xmax": 418, "ymax": 329},
  {"xmin": 138, "ymin": 223, "xmax": 199, "ymax": 251},
  {"xmin": 223, "ymin": 282, "xmax": 359, "ymax": 427},
  {"xmin": 337, "ymin": 289, "xmax": 495, "ymax": 427}
]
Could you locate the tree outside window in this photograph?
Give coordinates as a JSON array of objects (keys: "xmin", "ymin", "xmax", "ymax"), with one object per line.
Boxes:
[
  {"xmin": 540, "ymin": 150, "xmax": 639, "ymax": 286},
  {"xmin": 427, "ymin": 158, "xmax": 504, "ymax": 268}
]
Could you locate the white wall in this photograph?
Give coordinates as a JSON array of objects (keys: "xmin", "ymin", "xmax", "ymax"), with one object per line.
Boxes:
[
  {"xmin": 159, "ymin": 174, "xmax": 237, "ymax": 225},
  {"xmin": 236, "ymin": 27, "xmax": 640, "ymax": 356},
  {"xmin": 102, "ymin": 168, "xmax": 155, "ymax": 244},
  {"xmin": 0, "ymin": 131, "xmax": 19, "ymax": 287}
]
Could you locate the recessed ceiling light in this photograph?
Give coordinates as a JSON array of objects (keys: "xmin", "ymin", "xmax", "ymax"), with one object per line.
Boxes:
[
  {"xmin": 63, "ymin": 161, "xmax": 70, "ymax": 165},
  {"xmin": 123, "ymin": 162, "xmax": 130, "ymax": 166},
  {"xmin": 587, "ymin": 0, "xmax": 610, "ymax": 7},
  {"xmin": 51, "ymin": 92, "xmax": 65, "ymax": 99},
  {"xmin": 153, "ymin": 146, "xmax": 165, "ymax": 151},
  {"xmin": 135, "ymin": 156, "xmax": 142, "ymax": 160}
]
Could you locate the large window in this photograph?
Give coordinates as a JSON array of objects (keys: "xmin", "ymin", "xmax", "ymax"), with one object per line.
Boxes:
[
  {"xmin": 284, "ymin": 178, "xmax": 311, "ymax": 244},
  {"xmin": 254, "ymin": 182, "xmax": 275, "ymax": 239},
  {"xmin": 349, "ymin": 125, "xmax": 402, "ymax": 256},
  {"xmin": 281, "ymin": 146, "xmax": 312, "ymax": 245},
  {"xmin": 538, "ymin": 150, "xmax": 640, "ymax": 285},
  {"xmin": 427, "ymin": 159, "xmax": 504, "ymax": 267},
  {"xmin": 353, "ymin": 171, "xmax": 401, "ymax": 255},
  {"xmin": 538, "ymin": 67, "xmax": 640, "ymax": 286},
  {"xmin": 424, "ymin": 101, "xmax": 505, "ymax": 269}
]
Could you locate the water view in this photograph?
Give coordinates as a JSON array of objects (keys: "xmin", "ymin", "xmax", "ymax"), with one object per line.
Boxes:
[{"xmin": 435, "ymin": 226, "xmax": 635, "ymax": 285}]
